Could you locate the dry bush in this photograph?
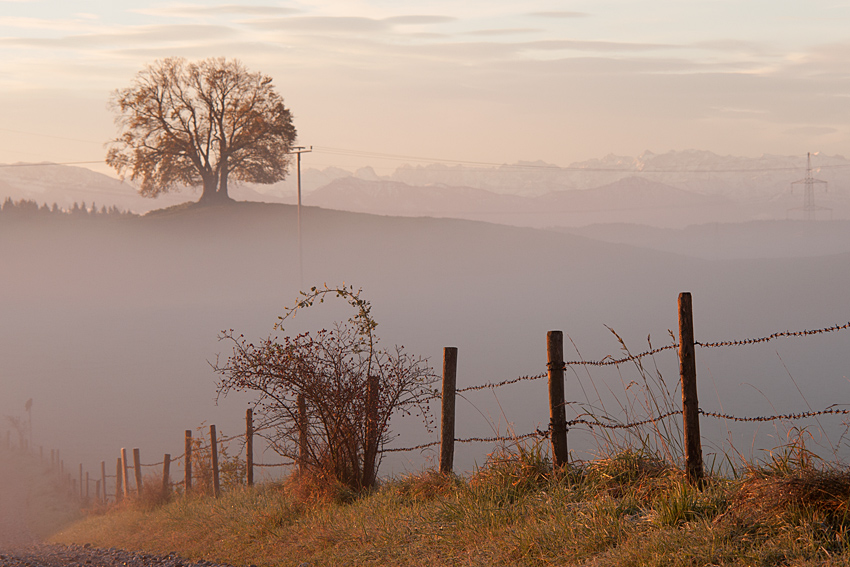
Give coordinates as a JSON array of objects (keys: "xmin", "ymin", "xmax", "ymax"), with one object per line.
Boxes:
[
  {"xmin": 718, "ymin": 468, "xmax": 850, "ymax": 529},
  {"xmin": 390, "ymin": 469, "xmax": 463, "ymax": 504},
  {"xmin": 275, "ymin": 469, "xmax": 358, "ymax": 506},
  {"xmin": 136, "ymin": 475, "xmax": 172, "ymax": 511},
  {"xmin": 215, "ymin": 286, "xmax": 436, "ymax": 493}
]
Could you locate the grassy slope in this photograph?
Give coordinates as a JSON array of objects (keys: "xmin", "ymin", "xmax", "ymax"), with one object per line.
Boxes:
[{"xmin": 51, "ymin": 446, "xmax": 850, "ymax": 567}]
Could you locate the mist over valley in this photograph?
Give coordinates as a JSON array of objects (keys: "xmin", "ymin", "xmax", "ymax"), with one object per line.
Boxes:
[{"xmin": 2, "ymin": 193, "xmax": 849, "ymax": 477}]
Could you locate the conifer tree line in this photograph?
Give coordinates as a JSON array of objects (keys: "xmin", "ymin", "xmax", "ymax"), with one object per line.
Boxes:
[{"xmin": 0, "ymin": 198, "xmax": 136, "ymax": 218}]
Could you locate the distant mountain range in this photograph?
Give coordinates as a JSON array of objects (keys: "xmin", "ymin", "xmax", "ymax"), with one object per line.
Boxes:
[{"xmin": 2, "ymin": 149, "xmax": 848, "ymax": 227}]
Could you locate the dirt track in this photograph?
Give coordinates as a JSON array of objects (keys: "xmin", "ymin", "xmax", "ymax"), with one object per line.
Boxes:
[
  {"xmin": 0, "ymin": 544, "xmax": 246, "ymax": 567},
  {"xmin": 0, "ymin": 449, "xmax": 39, "ymax": 548}
]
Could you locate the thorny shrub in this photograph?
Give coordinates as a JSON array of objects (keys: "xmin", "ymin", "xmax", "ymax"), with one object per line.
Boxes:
[{"xmin": 214, "ymin": 285, "xmax": 436, "ymax": 492}]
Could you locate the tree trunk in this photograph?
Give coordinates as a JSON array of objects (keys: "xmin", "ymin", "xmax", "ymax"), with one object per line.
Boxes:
[
  {"xmin": 217, "ymin": 155, "xmax": 230, "ymax": 201},
  {"xmin": 198, "ymin": 176, "xmax": 218, "ymax": 204}
]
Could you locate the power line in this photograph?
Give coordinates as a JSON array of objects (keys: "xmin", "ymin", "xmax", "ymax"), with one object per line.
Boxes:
[
  {"xmin": 0, "ymin": 161, "xmax": 103, "ymax": 168},
  {"xmin": 314, "ymin": 145, "xmax": 850, "ymax": 174}
]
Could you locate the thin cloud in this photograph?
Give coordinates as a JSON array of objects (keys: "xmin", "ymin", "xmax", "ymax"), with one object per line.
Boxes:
[
  {"xmin": 0, "ymin": 16, "xmax": 99, "ymax": 31},
  {"xmin": 0, "ymin": 24, "xmax": 239, "ymax": 49},
  {"xmin": 135, "ymin": 4, "xmax": 300, "ymax": 17},
  {"xmin": 383, "ymin": 15, "xmax": 455, "ymax": 25},
  {"xmin": 523, "ymin": 39, "xmax": 678, "ymax": 52},
  {"xmin": 464, "ymin": 28, "xmax": 541, "ymax": 37},
  {"xmin": 527, "ymin": 11, "xmax": 588, "ymax": 18},
  {"xmin": 247, "ymin": 16, "xmax": 390, "ymax": 34}
]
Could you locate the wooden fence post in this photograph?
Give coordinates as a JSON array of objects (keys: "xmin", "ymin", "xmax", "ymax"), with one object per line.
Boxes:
[
  {"xmin": 246, "ymin": 408, "xmax": 254, "ymax": 487},
  {"xmin": 678, "ymin": 292, "xmax": 704, "ymax": 485},
  {"xmin": 133, "ymin": 448, "xmax": 143, "ymax": 497},
  {"xmin": 547, "ymin": 331, "xmax": 568, "ymax": 467},
  {"xmin": 85, "ymin": 471, "xmax": 90, "ymax": 501},
  {"xmin": 100, "ymin": 461, "xmax": 107, "ymax": 504},
  {"xmin": 298, "ymin": 394, "xmax": 307, "ymax": 474},
  {"xmin": 184, "ymin": 430, "xmax": 193, "ymax": 493},
  {"xmin": 79, "ymin": 464, "xmax": 83, "ymax": 499},
  {"xmin": 115, "ymin": 457, "xmax": 123, "ymax": 502},
  {"xmin": 162, "ymin": 454, "xmax": 171, "ymax": 497},
  {"xmin": 120, "ymin": 448, "xmax": 130, "ymax": 498},
  {"xmin": 362, "ymin": 376, "xmax": 380, "ymax": 488},
  {"xmin": 210, "ymin": 425, "xmax": 220, "ymax": 498},
  {"xmin": 440, "ymin": 347, "xmax": 458, "ymax": 475}
]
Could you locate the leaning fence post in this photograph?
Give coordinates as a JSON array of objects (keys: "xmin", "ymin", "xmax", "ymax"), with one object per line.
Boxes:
[
  {"xmin": 133, "ymin": 448, "xmax": 143, "ymax": 497},
  {"xmin": 298, "ymin": 394, "xmax": 307, "ymax": 474},
  {"xmin": 246, "ymin": 409, "xmax": 254, "ymax": 487},
  {"xmin": 162, "ymin": 454, "xmax": 171, "ymax": 497},
  {"xmin": 678, "ymin": 292, "xmax": 704, "ymax": 485},
  {"xmin": 440, "ymin": 347, "xmax": 458, "ymax": 475},
  {"xmin": 184, "ymin": 430, "xmax": 193, "ymax": 494},
  {"xmin": 362, "ymin": 376, "xmax": 380, "ymax": 488},
  {"xmin": 210, "ymin": 425, "xmax": 220, "ymax": 498},
  {"xmin": 548, "ymin": 331, "xmax": 568, "ymax": 467},
  {"xmin": 115, "ymin": 457, "xmax": 123, "ymax": 502},
  {"xmin": 100, "ymin": 461, "xmax": 107, "ymax": 504},
  {"xmin": 120, "ymin": 448, "xmax": 130, "ymax": 499}
]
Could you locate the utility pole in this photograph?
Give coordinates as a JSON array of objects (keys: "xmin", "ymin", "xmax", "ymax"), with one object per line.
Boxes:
[
  {"xmin": 288, "ymin": 146, "xmax": 312, "ymax": 287},
  {"xmin": 790, "ymin": 152, "xmax": 829, "ymax": 221}
]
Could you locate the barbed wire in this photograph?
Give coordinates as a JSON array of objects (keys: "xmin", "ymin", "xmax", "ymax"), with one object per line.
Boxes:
[
  {"xmin": 699, "ymin": 406, "xmax": 850, "ymax": 422},
  {"xmin": 381, "ymin": 403, "xmax": 850, "ymax": 453},
  {"xmin": 456, "ymin": 373, "xmax": 549, "ymax": 393},
  {"xmin": 567, "ymin": 409, "xmax": 684, "ymax": 430},
  {"xmin": 695, "ymin": 321, "xmax": 850, "ymax": 348},
  {"xmin": 444, "ymin": 320, "xmax": 850, "ymax": 396},
  {"xmin": 562, "ymin": 344, "xmax": 679, "ymax": 368},
  {"xmin": 380, "ymin": 431, "xmax": 547, "ymax": 453}
]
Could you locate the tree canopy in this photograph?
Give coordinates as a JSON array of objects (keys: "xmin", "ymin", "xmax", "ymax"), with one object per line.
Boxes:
[{"xmin": 107, "ymin": 57, "xmax": 297, "ymax": 203}]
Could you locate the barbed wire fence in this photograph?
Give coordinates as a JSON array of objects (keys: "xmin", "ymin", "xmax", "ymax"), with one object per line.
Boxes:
[
  {"xmin": 387, "ymin": 294, "xmax": 850, "ymax": 485},
  {"xmin": 26, "ymin": 294, "xmax": 850, "ymax": 502}
]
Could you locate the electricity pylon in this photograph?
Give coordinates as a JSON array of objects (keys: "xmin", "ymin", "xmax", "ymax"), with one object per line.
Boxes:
[{"xmin": 789, "ymin": 152, "xmax": 829, "ymax": 221}]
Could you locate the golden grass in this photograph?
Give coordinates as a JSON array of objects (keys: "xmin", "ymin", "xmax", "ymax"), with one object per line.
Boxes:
[{"xmin": 49, "ymin": 444, "xmax": 850, "ymax": 567}]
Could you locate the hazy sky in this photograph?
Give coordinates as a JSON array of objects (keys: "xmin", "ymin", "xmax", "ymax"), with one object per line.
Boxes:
[{"xmin": 1, "ymin": 0, "xmax": 849, "ymax": 175}]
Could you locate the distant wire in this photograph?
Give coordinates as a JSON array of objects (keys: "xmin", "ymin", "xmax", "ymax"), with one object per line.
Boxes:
[
  {"xmin": 0, "ymin": 161, "xmax": 104, "ymax": 168},
  {"xmin": 314, "ymin": 146, "xmax": 850, "ymax": 174}
]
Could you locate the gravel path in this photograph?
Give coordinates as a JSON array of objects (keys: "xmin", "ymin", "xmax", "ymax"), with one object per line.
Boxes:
[{"xmin": 0, "ymin": 544, "xmax": 248, "ymax": 567}]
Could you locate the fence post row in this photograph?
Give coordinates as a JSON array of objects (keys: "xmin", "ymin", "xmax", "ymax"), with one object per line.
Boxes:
[
  {"xmin": 115, "ymin": 457, "xmax": 123, "ymax": 502},
  {"xmin": 210, "ymin": 425, "xmax": 220, "ymax": 498},
  {"xmin": 100, "ymin": 461, "xmax": 106, "ymax": 504},
  {"xmin": 120, "ymin": 448, "xmax": 130, "ymax": 498},
  {"xmin": 133, "ymin": 448, "xmax": 143, "ymax": 497},
  {"xmin": 547, "ymin": 331, "xmax": 569, "ymax": 467},
  {"xmin": 362, "ymin": 376, "xmax": 380, "ymax": 489},
  {"xmin": 246, "ymin": 409, "xmax": 254, "ymax": 486},
  {"xmin": 297, "ymin": 394, "xmax": 307, "ymax": 474},
  {"xmin": 162, "ymin": 454, "xmax": 171, "ymax": 496},
  {"xmin": 678, "ymin": 292, "xmax": 704, "ymax": 485},
  {"xmin": 184, "ymin": 430, "xmax": 193, "ymax": 493},
  {"xmin": 440, "ymin": 347, "xmax": 458, "ymax": 475}
]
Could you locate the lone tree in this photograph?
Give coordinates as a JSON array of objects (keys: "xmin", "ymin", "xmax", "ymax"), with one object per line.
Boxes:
[
  {"xmin": 107, "ymin": 57, "xmax": 297, "ymax": 204},
  {"xmin": 214, "ymin": 286, "xmax": 436, "ymax": 491}
]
